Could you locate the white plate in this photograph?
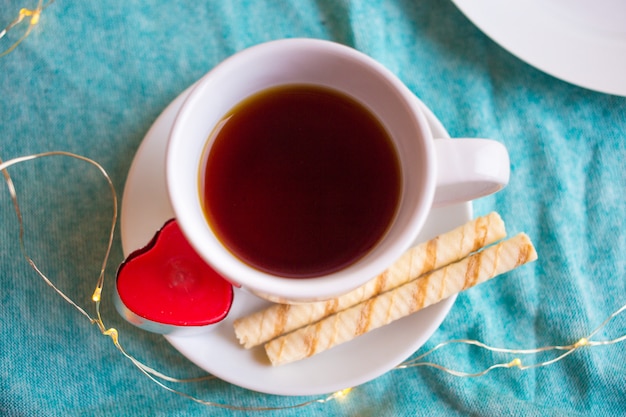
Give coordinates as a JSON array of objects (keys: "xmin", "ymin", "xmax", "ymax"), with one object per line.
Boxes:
[
  {"xmin": 452, "ymin": 0, "xmax": 626, "ymax": 96},
  {"xmin": 120, "ymin": 86, "xmax": 471, "ymax": 396}
]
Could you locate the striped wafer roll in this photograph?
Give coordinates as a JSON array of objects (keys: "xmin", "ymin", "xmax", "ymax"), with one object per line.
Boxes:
[
  {"xmin": 265, "ymin": 233, "xmax": 537, "ymax": 366},
  {"xmin": 234, "ymin": 212, "xmax": 506, "ymax": 348}
]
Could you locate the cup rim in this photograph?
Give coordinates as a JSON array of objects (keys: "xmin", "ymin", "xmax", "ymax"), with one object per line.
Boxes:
[{"xmin": 166, "ymin": 38, "xmax": 436, "ymax": 303}]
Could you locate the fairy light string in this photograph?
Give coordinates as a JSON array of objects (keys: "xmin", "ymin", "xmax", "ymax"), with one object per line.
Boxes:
[
  {"xmin": 1, "ymin": 151, "xmax": 626, "ymax": 410},
  {"xmin": 0, "ymin": 0, "xmax": 55, "ymax": 57},
  {"xmin": 395, "ymin": 303, "xmax": 626, "ymax": 377}
]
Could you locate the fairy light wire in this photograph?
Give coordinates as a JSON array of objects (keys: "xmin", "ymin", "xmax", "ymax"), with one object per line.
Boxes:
[
  {"xmin": 1, "ymin": 152, "xmax": 114, "ymax": 322},
  {"xmin": 2, "ymin": 151, "xmax": 626, "ymax": 409},
  {"xmin": 0, "ymin": 0, "xmax": 55, "ymax": 57},
  {"xmin": 396, "ymin": 303, "xmax": 626, "ymax": 377}
]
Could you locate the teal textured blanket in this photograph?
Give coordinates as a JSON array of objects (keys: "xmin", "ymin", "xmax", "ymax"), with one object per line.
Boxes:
[{"xmin": 1, "ymin": 1, "xmax": 625, "ymax": 416}]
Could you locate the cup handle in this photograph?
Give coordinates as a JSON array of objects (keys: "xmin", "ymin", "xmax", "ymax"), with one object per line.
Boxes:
[{"xmin": 432, "ymin": 138, "xmax": 510, "ymax": 207}]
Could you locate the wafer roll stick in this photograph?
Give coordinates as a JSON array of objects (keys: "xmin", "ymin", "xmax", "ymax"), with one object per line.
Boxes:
[
  {"xmin": 234, "ymin": 212, "xmax": 506, "ymax": 349},
  {"xmin": 265, "ymin": 233, "xmax": 537, "ymax": 366}
]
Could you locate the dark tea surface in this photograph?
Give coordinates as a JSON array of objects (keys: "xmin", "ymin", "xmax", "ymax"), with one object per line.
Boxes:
[{"xmin": 201, "ymin": 84, "xmax": 401, "ymax": 278}]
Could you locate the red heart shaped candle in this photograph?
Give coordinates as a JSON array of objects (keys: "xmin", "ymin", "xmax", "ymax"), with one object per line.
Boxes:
[{"xmin": 115, "ymin": 218, "xmax": 234, "ymax": 335}]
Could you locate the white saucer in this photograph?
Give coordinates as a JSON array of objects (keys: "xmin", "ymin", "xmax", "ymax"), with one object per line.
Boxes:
[
  {"xmin": 120, "ymin": 86, "xmax": 471, "ymax": 396},
  {"xmin": 452, "ymin": 0, "xmax": 626, "ymax": 96}
]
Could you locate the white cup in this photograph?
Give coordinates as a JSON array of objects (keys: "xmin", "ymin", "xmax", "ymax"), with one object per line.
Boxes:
[{"xmin": 166, "ymin": 38, "xmax": 509, "ymax": 304}]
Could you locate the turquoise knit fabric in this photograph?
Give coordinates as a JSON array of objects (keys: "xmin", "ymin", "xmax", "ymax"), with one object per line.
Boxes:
[{"xmin": 1, "ymin": 1, "xmax": 625, "ymax": 416}]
